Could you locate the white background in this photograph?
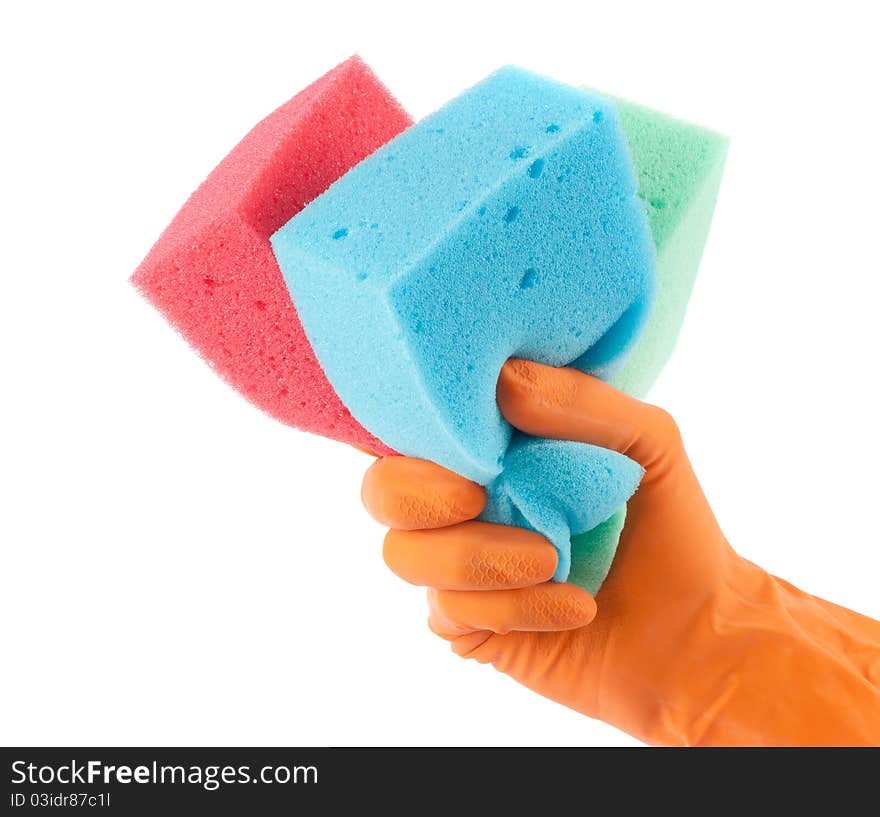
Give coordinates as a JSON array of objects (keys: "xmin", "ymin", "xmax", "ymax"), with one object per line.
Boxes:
[{"xmin": 2, "ymin": 1, "xmax": 878, "ymax": 747}]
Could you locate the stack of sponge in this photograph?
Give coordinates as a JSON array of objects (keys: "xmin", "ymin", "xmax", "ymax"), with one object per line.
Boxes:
[{"xmin": 133, "ymin": 56, "xmax": 726, "ymax": 593}]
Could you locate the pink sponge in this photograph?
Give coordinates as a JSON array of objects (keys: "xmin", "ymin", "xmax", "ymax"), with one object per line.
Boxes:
[{"xmin": 131, "ymin": 56, "xmax": 411, "ymax": 453}]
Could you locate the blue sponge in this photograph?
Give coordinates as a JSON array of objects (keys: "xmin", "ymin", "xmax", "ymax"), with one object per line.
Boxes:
[
  {"xmin": 484, "ymin": 434, "xmax": 644, "ymax": 580},
  {"xmin": 272, "ymin": 67, "xmax": 655, "ymax": 582}
]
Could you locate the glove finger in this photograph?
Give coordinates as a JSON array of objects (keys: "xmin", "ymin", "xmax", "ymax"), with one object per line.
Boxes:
[
  {"xmin": 362, "ymin": 456, "xmax": 486, "ymax": 530},
  {"xmin": 428, "ymin": 582, "xmax": 596, "ymax": 636},
  {"xmin": 497, "ymin": 358, "xmax": 680, "ymax": 469},
  {"xmin": 384, "ymin": 521, "xmax": 557, "ymax": 590}
]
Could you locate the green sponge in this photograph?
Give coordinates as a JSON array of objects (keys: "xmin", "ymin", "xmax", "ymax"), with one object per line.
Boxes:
[
  {"xmin": 569, "ymin": 93, "xmax": 728, "ymax": 595},
  {"xmin": 610, "ymin": 96, "xmax": 729, "ymax": 398},
  {"xmin": 568, "ymin": 509, "xmax": 628, "ymax": 594}
]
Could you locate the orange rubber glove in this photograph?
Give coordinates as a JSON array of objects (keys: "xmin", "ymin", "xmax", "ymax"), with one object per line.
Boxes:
[{"xmin": 362, "ymin": 359, "xmax": 880, "ymax": 746}]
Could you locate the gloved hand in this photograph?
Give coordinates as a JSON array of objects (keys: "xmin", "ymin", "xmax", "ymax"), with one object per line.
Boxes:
[{"xmin": 362, "ymin": 359, "xmax": 880, "ymax": 746}]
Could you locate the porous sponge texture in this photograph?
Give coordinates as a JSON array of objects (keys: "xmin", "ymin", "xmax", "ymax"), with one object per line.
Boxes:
[
  {"xmin": 272, "ymin": 66, "xmax": 655, "ymax": 485},
  {"xmin": 484, "ymin": 436, "xmax": 643, "ymax": 582},
  {"xmin": 608, "ymin": 96, "xmax": 728, "ymax": 398},
  {"xmin": 131, "ymin": 56, "xmax": 412, "ymax": 452}
]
